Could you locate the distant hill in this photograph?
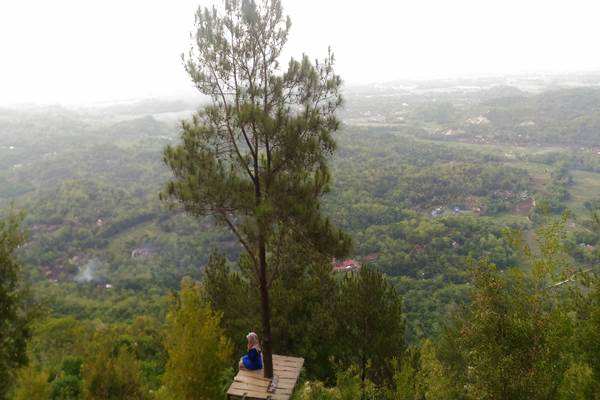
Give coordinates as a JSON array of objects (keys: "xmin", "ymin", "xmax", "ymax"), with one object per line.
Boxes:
[
  {"xmin": 441, "ymin": 87, "xmax": 600, "ymax": 146},
  {"xmin": 101, "ymin": 115, "xmax": 172, "ymax": 138},
  {"xmin": 92, "ymin": 98, "xmax": 201, "ymax": 116}
]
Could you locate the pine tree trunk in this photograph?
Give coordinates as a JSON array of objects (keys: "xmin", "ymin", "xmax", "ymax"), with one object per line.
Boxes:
[{"xmin": 258, "ymin": 235, "xmax": 274, "ymax": 379}]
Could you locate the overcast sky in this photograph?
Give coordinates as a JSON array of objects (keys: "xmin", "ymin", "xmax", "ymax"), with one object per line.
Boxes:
[{"xmin": 1, "ymin": 0, "xmax": 600, "ymax": 105}]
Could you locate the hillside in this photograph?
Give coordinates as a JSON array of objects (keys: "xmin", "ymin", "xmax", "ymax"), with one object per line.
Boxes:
[{"xmin": 0, "ymin": 83, "xmax": 598, "ymax": 341}]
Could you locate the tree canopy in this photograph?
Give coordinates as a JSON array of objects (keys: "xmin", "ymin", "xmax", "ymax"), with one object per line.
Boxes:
[
  {"xmin": 0, "ymin": 211, "xmax": 33, "ymax": 398},
  {"xmin": 162, "ymin": 0, "xmax": 350, "ymax": 377},
  {"xmin": 162, "ymin": 278, "xmax": 232, "ymax": 400}
]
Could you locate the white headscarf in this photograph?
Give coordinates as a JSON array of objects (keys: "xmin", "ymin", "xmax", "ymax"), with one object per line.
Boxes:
[{"xmin": 247, "ymin": 332, "xmax": 261, "ymax": 352}]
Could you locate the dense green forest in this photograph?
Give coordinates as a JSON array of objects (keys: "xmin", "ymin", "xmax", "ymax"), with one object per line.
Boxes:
[
  {"xmin": 3, "ymin": 3, "xmax": 600, "ymax": 397},
  {"xmin": 2, "ymin": 83, "xmax": 600, "ymax": 397}
]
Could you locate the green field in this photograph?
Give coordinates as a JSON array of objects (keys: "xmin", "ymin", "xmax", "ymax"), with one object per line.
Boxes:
[{"xmin": 566, "ymin": 170, "xmax": 600, "ymax": 218}]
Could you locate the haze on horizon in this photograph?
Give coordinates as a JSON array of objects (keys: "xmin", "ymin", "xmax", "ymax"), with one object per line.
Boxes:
[{"xmin": 1, "ymin": 0, "xmax": 600, "ymax": 106}]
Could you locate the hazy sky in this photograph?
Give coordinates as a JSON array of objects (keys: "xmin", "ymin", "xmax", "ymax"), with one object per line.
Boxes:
[{"xmin": 2, "ymin": 0, "xmax": 600, "ymax": 105}]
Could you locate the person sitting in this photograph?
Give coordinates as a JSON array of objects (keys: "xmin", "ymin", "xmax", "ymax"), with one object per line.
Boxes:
[{"xmin": 239, "ymin": 332, "xmax": 263, "ymax": 370}]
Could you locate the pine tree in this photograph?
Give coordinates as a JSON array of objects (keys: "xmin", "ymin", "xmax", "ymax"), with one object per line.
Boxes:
[
  {"xmin": 452, "ymin": 259, "xmax": 570, "ymax": 400},
  {"xmin": 0, "ymin": 210, "xmax": 33, "ymax": 397},
  {"xmin": 204, "ymin": 248, "xmax": 340, "ymax": 381},
  {"xmin": 203, "ymin": 254, "xmax": 260, "ymax": 355},
  {"xmin": 82, "ymin": 337, "xmax": 147, "ymax": 400},
  {"xmin": 572, "ymin": 279, "xmax": 600, "ymax": 394},
  {"xmin": 161, "ymin": 0, "xmax": 350, "ymax": 378},
  {"xmin": 162, "ymin": 278, "xmax": 232, "ymax": 399},
  {"xmin": 391, "ymin": 340, "xmax": 462, "ymax": 400},
  {"xmin": 337, "ymin": 267, "xmax": 404, "ymax": 395}
]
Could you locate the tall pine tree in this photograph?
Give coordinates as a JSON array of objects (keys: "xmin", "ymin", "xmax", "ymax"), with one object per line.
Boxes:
[
  {"xmin": 337, "ymin": 267, "xmax": 405, "ymax": 395},
  {"xmin": 162, "ymin": 0, "xmax": 350, "ymax": 378}
]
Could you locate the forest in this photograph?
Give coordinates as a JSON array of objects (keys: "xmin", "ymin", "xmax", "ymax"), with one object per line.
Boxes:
[
  {"xmin": 3, "ymin": 83, "xmax": 600, "ymax": 399},
  {"xmin": 3, "ymin": 1, "xmax": 600, "ymax": 400}
]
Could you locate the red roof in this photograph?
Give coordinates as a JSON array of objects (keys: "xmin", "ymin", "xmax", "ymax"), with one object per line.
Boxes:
[{"xmin": 333, "ymin": 259, "xmax": 361, "ymax": 271}]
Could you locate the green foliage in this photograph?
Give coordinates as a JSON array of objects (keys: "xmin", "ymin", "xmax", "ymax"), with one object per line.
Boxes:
[
  {"xmin": 294, "ymin": 381, "xmax": 339, "ymax": 400},
  {"xmin": 390, "ymin": 350, "xmax": 419, "ymax": 400},
  {"xmin": 161, "ymin": 0, "xmax": 351, "ymax": 259},
  {"xmin": 5, "ymin": 20, "xmax": 600, "ymax": 400},
  {"xmin": 60, "ymin": 356, "xmax": 83, "ymax": 379},
  {"xmin": 161, "ymin": 0, "xmax": 350, "ymax": 377},
  {"xmin": 14, "ymin": 365, "xmax": 52, "ymax": 400},
  {"xmin": 534, "ymin": 166, "xmax": 573, "ymax": 216},
  {"xmin": 328, "ymin": 129, "xmax": 529, "ymax": 221},
  {"xmin": 557, "ymin": 362, "xmax": 599, "ymax": 400},
  {"xmin": 464, "ymin": 88, "xmax": 600, "ymax": 145},
  {"xmin": 28, "ymin": 317, "xmax": 93, "ymax": 370},
  {"xmin": 453, "ymin": 260, "xmax": 569, "ymax": 399},
  {"xmin": 411, "ymin": 102, "xmax": 456, "ymax": 124},
  {"xmin": 204, "ymin": 250, "xmax": 338, "ymax": 379},
  {"xmin": 19, "ymin": 177, "xmax": 212, "ymax": 290},
  {"xmin": 203, "ymin": 255, "xmax": 259, "ymax": 354},
  {"xmin": 19, "ymin": 316, "xmax": 166, "ymax": 399},
  {"xmin": 161, "ymin": 278, "xmax": 232, "ymax": 400},
  {"xmin": 294, "ymin": 367, "xmax": 377, "ymax": 400},
  {"xmin": 51, "ymin": 374, "xmax": 81, "ymax": 400},
  {"xmin": 337, "ymin": 267, "xmax": 404, "ymax": 387},
  {"xmin": 126, "ymin": 316, "xmax": 167, "ymax": 391},
  {"xmin": 204, "ymin": 253, "xmax": 402, "ymax": 385},
  {"xmin": 49, "ymin": 357, "xmax": 83, "ymax": 400},
  {"xmin": 391, "ymin": 340, "xmax": 461, "ymax": 400},
  {"xmin": 269, "ymin": 252, "xmax": 341, "ymax": 381},
  {"xmin": 82, "ymin": 337, "xmax": 147, "ymax": 400},
  {"xmin": 573, "ymin": 280, "xmax": 600, "ymax": 386},
  {"xmin": 0, "ymin": 210, "xmax": 34, "ymax": 397}
]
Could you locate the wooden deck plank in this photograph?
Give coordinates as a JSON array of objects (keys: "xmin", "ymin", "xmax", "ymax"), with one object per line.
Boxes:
[
  {"xmin": 227, "ymin": 354, "xmax": 304, "ymax": 400},
  {"xmin": 272, "ymin": 356, "xmax": 304, "ymax": 365},
  {"xmin": 273, "ymin": 357, "xmax": 304, "ymax": 363},
  {"xmin": 272, "ymin": 355, "xmax": 304, "ymax": 361},
  {"xmin": 234, "ymin": 376, "xmax": 297, "ymax": 389},
  {"xmin": 273, "ymin": 365, "xmax": 302, "ymax": 372},
  {"xmin": 229, "ymin": 382, "xmax": 293, "ymax": 395},
  {"xmin": 227, "ymin": 388, "xmax": 290, "ymax": 400},
  {"xmin": 232, "ymin": 377, "xmax": 296, "ymax": 391},
  {"xmin": 229, "ymin": 382, "xmax": 292, "ymax": 393},
  {"xmin": 240, "ymin": 369, "xmax": 300, "ymax": 379}
]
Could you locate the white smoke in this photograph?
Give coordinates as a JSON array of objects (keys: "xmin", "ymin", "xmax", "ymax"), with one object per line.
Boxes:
[{"xmin": 74, "ymin": 258, "xmax": 105, "ymax": 283}]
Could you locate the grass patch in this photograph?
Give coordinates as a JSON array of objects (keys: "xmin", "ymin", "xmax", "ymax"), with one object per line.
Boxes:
[{"xmin": 566, "ymin": 170, "xmax": 600, "ymax": 219}]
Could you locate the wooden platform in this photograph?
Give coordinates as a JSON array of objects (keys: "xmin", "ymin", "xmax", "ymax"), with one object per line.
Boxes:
[{"xmin": 227, "ymin": 354, "xmax": 304, "ymax": 400}]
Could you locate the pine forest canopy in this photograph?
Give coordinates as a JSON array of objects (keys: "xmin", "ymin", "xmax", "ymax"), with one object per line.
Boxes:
[{"xmin": 161, "ymin": 0, "xmax": 350, "ymax": 379}]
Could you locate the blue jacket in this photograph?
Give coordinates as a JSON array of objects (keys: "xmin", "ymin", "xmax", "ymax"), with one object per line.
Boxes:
[{"xmin": 242, "ymin": 348, "xmax": 262, "ymax": 370}]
